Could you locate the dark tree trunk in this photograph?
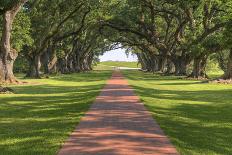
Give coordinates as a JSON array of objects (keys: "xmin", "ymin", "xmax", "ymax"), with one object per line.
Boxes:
[
  {"xmin": 74, "ymin": 51, "xmax": 81, "ymax": 72},
  {"xmin": 26, "ymin": 54, "xmax": 41, "ymax": 78},
  {"xmin": 87, "ymin": 53, "xmax": 94, "ymax": 71},
  {"xmin": 158, "ymin": 56, "xmax": 167, "ymax": 73},
  {"xmin": 166, "ymin": 58, "xmax": 175, "ymax": 74},
  {"xmin": 223, "ymin": 49, "xmax": 232, "ymax": 79},
  {"xmin": 42, "ymin": 46, "xmax": 57, "ymax": 74},
  {"xmin": 57, "ymin": 54, "xmax": 70, "ymax": 74},
  {"xmin": 67, "ymin": 54, "xmax": 75, "ymax": 73},
  {"xmin": 43, "ymin": 51, "xmax": 50, "ymax": 74},
  {"xmin": 137, "ymin": 53, "xmax": 146, "ymax": 70},
  {"xmin": 173, "ymin": 56, "xmax": 190, "ymax": 76},
  {"xmin": 189, "ymin": 55, "xmax": 208, "ymax": 79}
]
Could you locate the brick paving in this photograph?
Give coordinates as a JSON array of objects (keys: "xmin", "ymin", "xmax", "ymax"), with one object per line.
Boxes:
[{"xmin": 58, "ymin": 71, "xmax": 179, "ymax": 155}]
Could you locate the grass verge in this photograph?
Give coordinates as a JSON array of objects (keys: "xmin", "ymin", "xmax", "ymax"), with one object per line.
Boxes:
[
  {"xmin": 123, "ymin": 70, "xmax": 232, "ymax": 155},
  {"xmin": 0, "ymin": 71, "xmax": 112, "ymax": 155}
]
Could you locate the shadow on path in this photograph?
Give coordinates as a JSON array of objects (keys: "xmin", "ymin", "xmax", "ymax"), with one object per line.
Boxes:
[{"xmin": 58, "ymin": 71, "xmax": 179, "ymax": 155}]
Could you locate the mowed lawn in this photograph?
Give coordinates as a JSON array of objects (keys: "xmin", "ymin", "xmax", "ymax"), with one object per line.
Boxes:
[
  {"xmin": 123, "ymin": 70, "xmax": 232, "ymax": 155},
  {"xmin": 98, "ymin": 61, "xmax": 140, "ymax": 68},
  {"xmin": 0, "ymin": 71, "xmax": 112, "ymax": 155}
]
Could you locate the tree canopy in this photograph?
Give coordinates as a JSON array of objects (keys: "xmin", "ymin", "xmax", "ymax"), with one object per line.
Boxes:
[{"xmin": 0, "ymin": 0, "xmax": 232, "ymax": 83}]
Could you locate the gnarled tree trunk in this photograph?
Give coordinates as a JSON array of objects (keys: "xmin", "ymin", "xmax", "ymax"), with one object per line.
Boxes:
[
  {"xmin": 0, "ymin": 11, "xmax": 18, "ymax": 83},
  {"xmin": 0, "ymin": 1, "xmax": 28, "ymax": 83}
]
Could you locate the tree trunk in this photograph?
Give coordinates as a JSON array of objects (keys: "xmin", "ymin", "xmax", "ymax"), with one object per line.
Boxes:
[
  {"xmin": 0, "ymin": 11, "xmax": 18, "ymax": 83},
  {"xmin": 223, "ymin": 49, "xmax": 232, "ymax": 79},
  {"xmin": 166, "ymin": 58, "xmax": 175, "ymax": 75},
  {"xmin": 42, "ymin": 46, "xmax": 58, "ymax": 74},
  {"xmin": 57, "ymin": 54, "xmax": 70, "ymax": 74},
  {"xmin": 26, "ymin": 54, "xmax": 41, "ymax": 78},
  {"xmin": 173, "ymin": 56, "xmax": 189, "ymax": 76},
  {"xmin": 137, "ymin": 53, "xmax": 146, "ymax": 70},
  {"xmin": 74, "ymin": 52, "xmax": 81, "ymax": 72},
  {"xmin": 189, "ymin": 55, "xmax": 208, "ymax": 79},
  {"xmin": 158, "ymin": 56, "xmax": 167, "ymax": 73},
  {"xmin": 0, "ymin": 49, "xmax": 18, "ymax": 83},
  {"xmin": 0, "ymin": 1, "xmax": 28, "ymax": 83},
  {"xmin": 42, "ymin": 50, "xmax": 50, "ymax": 74}
]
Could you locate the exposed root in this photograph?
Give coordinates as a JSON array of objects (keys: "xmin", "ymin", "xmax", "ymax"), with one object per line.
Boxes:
[
  {"xmin": 0, "ymin": 87, "xmax": 14, "ymax": 94},
  {"xmin": 209, "ymin": 78, "xmax": 232, "ymax": 84}
]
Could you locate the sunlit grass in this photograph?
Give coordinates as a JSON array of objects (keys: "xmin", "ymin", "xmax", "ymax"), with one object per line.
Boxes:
[
  {"xmin": 98, "ymin": 61, "xmax": 140, "ymax": 68},
  {"xmin": 0, "ymin": 71, "xmax": 112, "ymax": 155},
  {"xmin": 123, "ymin": 70, "xmax": 232, "ymax": 155}
]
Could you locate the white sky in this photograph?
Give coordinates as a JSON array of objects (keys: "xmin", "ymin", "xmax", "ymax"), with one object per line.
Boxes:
[{"xmin": 99, "ymin": 48, "xmax": 138, "ymax": 62}]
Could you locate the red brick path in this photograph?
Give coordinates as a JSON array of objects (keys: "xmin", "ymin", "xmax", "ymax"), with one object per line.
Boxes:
[{"xmin": 58, "ymin": 71, "xmax": 179, "ymax": 155}]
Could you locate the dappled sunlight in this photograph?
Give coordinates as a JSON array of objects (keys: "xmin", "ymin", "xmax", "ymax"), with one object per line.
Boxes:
[
  {"xmin": 123, "ymin": 70, "xmax": 232, "ymax": 155},
  {"xmin": 0, "ymin": 71, "xmax": 112, "ymax": 155}
]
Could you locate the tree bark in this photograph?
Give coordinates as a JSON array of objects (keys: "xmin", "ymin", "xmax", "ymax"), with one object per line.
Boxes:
[
  {"xmin": 158, "ymin": 55, "xmax": 167, "ymax": 73},
  {"xmin": 189, "ymin": 55, "xmax": 208, "ymax": 79},
  {"xmin": 166, "ymin": 58, "xmax": 175, "ymax": 75},
  {"xmin": 223, "ymin": 49, "xmax": 232, "ymax": 79},
  {"xmin": 0, "ymin": 1, "xmax": 28, "ymax": 83},
  {"xmin": 173, "ymin": 56, "xmax": 190, "ymax": 76},
  {"xmin": 26, "ymin": 54, "xmax": 41, "ymax": 78},
  {"xmin": 42, "ymin": 46, "xmax": 57, "ymax": 74},
  {"xmin": 0, "ymin": 11, "xmax": 17, "ymax": 83}
]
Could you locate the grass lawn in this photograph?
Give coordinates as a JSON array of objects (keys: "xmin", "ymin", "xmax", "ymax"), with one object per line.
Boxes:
[
  {"xmin": 0, "ymin": 71, "xmax": 112, "ymax": 155},
  {"xmin": 98, "ymin": 61, "xmax": 140, "ymax": 68},
  {"xmin": 123, "ymin": 70, "xmax": 232, "ymax": 155}
]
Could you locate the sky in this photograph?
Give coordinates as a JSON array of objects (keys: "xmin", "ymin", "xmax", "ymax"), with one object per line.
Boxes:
[{"xmin": 99, "ymin": 48, "xmax": 138, "ymax": 62}]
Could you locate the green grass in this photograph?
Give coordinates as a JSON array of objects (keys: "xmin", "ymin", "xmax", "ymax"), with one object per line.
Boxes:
[
  {"xmin": 123, "ymin": 70, "xmax": 232, "ymax": 155},
  {"xmin": 94, "ymin": 63, "xmax": 114, "ymax": 70},
  {"xmin": 0, "ymin": 71, "xmax": 112, "ymax": 155},
  {"xmin": 98, "ymin": 61, "xmax": 140, "ymax": 68}
]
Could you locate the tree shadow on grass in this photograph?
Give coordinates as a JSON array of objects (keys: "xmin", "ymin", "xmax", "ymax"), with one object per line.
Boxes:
[
  {"xmin": 131, "ymin": 85, "xmax": 232, "ymax": 154},
  {"xmin": 12, "ymin": 84, "xmax": 103, "ymax": 95},
  {"xmin": 0, "ymin": 85, "xmax": 103, "ymax": 155},
  {"xmin": 133, "ymin": 85, "xmax": 232, "ymax": 105},
  {"xmin": 157, "ymin": 81, "xmax": 203, "ymax": 85},
  {"xmin": 0, "ymin": 71, "xmax": 112, "ymax": 155},
  {"xmin": 122, "ymin": 70, "xmax": 184, "ymax": 81},
  {"xmin": 49, "ymin": 71, "xmax": 112, "ymax": 83}
]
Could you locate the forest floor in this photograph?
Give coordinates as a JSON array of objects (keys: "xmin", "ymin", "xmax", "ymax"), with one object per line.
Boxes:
[
  {"xmin": 123, "ymin": 70, "xmax": 232, "ymax": 155},
  {"xmin": 0, "ymin": 71, "xmax": 112, "ymax": 155}
]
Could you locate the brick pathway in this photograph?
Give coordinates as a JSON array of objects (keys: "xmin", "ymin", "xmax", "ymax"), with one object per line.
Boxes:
[{"xmin": 58, "ymin": 71, "xmax": 179, "ymax": 155}]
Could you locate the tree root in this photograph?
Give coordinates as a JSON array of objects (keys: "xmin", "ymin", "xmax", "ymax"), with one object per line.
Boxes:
[
  {"xmin": 0, "ymin": 86, "xmax": 14, "ymax": 94},
  {"xmin": 209, "ymin": 78, "xmax": 232, "ymax": 84}
]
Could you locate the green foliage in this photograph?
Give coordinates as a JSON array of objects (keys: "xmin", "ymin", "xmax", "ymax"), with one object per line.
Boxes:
[
  {"xmin": 12, "ymin": 10, "xmax": 33, "ymax": 51},
  {"xmin": 223, "ymin": 21, "xmax": 232, "ymax": 48},
  {"xmin": 0, "ymin": 0, "xmax": 22, "ymax": 13},
  {"xmin": 14, "ymin": 54, "xmax": 29, "ymax": 73}
]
